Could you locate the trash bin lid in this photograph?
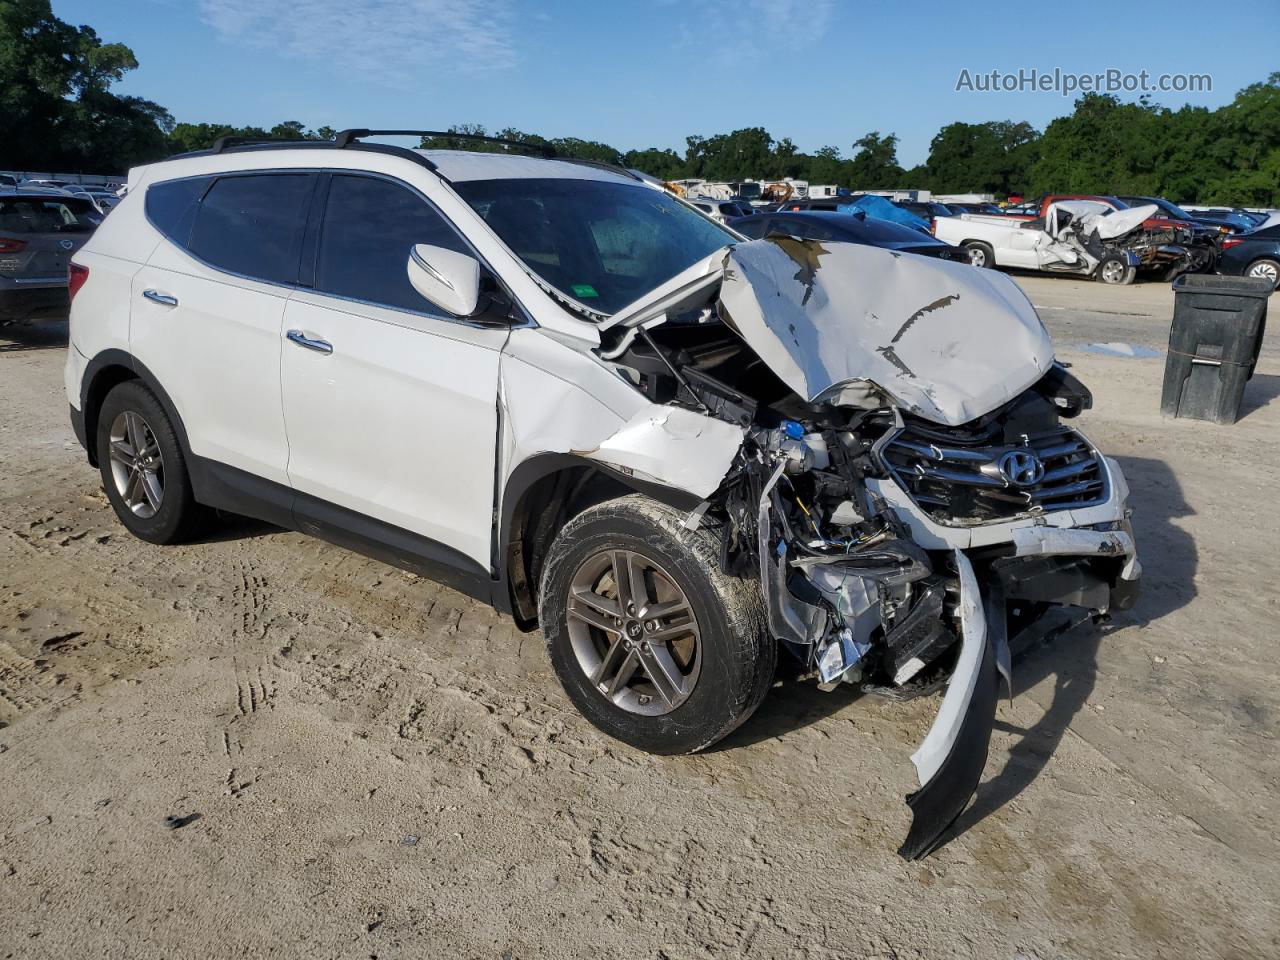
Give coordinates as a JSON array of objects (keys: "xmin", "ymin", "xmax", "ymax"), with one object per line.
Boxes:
[{"xmin": 1172, "ymin": 274, "xmax": 1275, "ymax": 298}]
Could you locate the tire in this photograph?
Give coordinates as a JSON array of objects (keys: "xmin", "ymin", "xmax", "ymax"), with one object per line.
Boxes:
[
  {"xmin": 538, "ymin": 494, "xmax": 775, "ymax": 755},
  {"xmin": 963, "ymin": 241, "xmax": 994, "ymax": 269},
  {"xmin": 1095, "ymin": 255, "xmax": 1136, "ymax": 285},
  {"xmin": 95, "ymin": 380, "xmax": 203, "ymax": 544},
  {"xmin": 1246, "ymin": 257, "xmax": 1280, "ymax": 290}
]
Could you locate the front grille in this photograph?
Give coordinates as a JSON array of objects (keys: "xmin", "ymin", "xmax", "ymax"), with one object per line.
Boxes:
[{"xmin": 879, "ymin": 422, "xmax": 1107, "ymax": 523}]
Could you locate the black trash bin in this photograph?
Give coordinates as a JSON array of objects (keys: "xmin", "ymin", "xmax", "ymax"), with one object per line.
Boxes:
[{"xmin": 1160, "ymin": 274, "xmax": 1271, "ymax": 424}]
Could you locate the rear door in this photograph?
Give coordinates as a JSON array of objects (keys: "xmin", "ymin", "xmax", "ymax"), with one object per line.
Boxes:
[
  {"xmin": 131, "ymin": 172, "xmax": 316, "ymax": 485},
  {"xmin": 279, "ymin": 172, "xmax": 507, "ymax": 570}
]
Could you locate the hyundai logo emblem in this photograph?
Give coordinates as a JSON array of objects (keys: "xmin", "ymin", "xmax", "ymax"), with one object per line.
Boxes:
[
  {"xmin": 998, "ymin": 450, "xmax": 1045, "ymax": 487},
  {"xmin": 59, "ymin": 239, "xmax": 74, "ymax": 250}
]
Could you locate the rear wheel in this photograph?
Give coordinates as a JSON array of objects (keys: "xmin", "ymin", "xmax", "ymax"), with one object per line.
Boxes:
[
  {"xmin": 1247, "ymin": 257, "xmax": 1279, "ymax": 289},
  {"xmin": 539, "ymin": 495, "xmax": 775, "ymax": 754},
  {"xmin": 963, "ymin": 241, "xmax": 994, "ymax": 268},
  {"xmin": 95, "ymin": 380, "xmax": 203, "ymax": 544}
]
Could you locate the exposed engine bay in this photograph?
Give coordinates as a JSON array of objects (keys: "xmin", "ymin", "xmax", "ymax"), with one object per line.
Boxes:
[{"xmin": 585, "ymin": 237, "xmax": 1142, "ymax": 858}]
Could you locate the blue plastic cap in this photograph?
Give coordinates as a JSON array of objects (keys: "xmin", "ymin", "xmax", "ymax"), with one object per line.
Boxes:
[{"xmin": 782, "ymin": 420, "xmax": 805, "ymax": 439}]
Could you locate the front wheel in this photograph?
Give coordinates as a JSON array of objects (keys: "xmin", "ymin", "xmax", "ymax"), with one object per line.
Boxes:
[
  {"xmin": 539, "ymin": 495, "xmax": 776, "ymax": 755},
  {"xmin": 1095, "ymin": 255, "xmax": 1136, "ymax": 285}
]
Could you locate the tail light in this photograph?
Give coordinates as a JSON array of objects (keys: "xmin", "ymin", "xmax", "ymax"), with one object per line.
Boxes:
[
  {"xmin": 1221, "ymin": 237, "xmax": 1245, "ymax": 251},
  {"xmin": 0, "ymin": 238, "xmax": 27, "ymax": 254},
  {"xmin": 68, "ymin": 262, "xmax": 90, "ymax": 301}
]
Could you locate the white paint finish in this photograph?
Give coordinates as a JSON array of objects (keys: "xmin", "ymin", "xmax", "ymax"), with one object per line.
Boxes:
[
  {"xmin": 407, "ymin": 244, "xmax": 480, "ymax": 317},
  {"xmin": 66, "ymin": 249, "xmax": 140, "ymax": 364},
  {"xmin": 1010, "ymin": 526, "xmax": 1134, "ymax": 560},
  {"xmin": 281, "ymin": 290, "xmax": 507, "ymax": 568},
  {"xmin": 587, "ymin": 408, "xmax": 744, "ymax": 499},
  {"xmin": 131, "ymin": 248, "xmax": 292, "ymax": 484},
  {"xmin": 719, "ymin": 240, "xmax": 1054, "ymax": 426},
  {"xmin": 910, "ymin": 549, "xmax": 987, "ymax": 787},
  {"xmin": 496, "ymin": 334, "xmax": 742, "ymax": 501}
]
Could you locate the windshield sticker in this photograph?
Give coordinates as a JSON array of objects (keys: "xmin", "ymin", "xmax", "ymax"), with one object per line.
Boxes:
[{"xmin": 571, "ymin": 284, "xmax": 599, "ymax": 299}]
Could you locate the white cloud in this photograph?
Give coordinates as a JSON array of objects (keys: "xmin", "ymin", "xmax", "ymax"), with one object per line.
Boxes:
[{"xmin": 198, "ymin": 0, "xmax": 519, "ymax": 77}]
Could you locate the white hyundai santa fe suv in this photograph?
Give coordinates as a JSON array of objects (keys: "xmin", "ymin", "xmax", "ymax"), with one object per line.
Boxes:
[{"xmin": 65, "ymin": 129, "xmax": 1141, "ymax": 858}]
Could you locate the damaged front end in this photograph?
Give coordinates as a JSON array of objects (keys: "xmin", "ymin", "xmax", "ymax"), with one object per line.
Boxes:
[{"xmin": 593, "ymin": 238, "xmax": 1140, "ymax": 858}]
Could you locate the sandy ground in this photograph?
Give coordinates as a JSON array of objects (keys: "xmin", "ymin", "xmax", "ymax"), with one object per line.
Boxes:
[{"xmin": 1, "ymin": 275, "xmax": 1278, "ymax": 959}]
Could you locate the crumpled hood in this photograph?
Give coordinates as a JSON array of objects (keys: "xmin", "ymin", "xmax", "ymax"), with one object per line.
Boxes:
[{"xmin": 717, "ymin": 238, "xmax": 1055, "ymax": 425}]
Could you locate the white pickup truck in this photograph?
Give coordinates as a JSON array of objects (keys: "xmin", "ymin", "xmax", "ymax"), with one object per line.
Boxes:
[{"xmin": 934, "ymin": 201, "xmax": 1155, "ymax": 284}]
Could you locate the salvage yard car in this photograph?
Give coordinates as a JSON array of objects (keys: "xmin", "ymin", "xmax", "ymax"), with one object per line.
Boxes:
[
  {"xmin": 935, "ymin": 199, "xmax": 1164, "ymax": 283},
  {"xmin": 1, "ymin": 191, "xmax": 102, "ymax": 323},
  {"xmin": 64, "ymin": 130, "xmax": 1141, "ymax": 859}
]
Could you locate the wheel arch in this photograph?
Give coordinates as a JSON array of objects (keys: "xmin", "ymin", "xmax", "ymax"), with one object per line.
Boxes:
[
  {"xmin": 81, "ymin": 349, "xmax": 191, "ymax": 468},
  {"xmin": 496, "ymin": 453, "xmax": 703, "ymax": 631}
]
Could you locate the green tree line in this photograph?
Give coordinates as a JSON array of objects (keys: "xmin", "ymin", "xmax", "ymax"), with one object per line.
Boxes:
[{"xmin": 3, "ymin": 0, "xmax": 1278, "ymax": 205}]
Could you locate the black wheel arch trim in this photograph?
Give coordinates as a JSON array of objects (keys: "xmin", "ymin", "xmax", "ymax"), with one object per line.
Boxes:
[
  {"xmin": 495, "ymin": 452, "xmax": 704, "ymax": 629},
  {"xmin": 79, "ymin": 349, "xmax": 194, "ymax": 469}
]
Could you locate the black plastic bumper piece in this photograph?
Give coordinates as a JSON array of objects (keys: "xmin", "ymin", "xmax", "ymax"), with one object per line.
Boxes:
[
  {"xmin": 897, "ymin": 636, "xmax": 998, "ymax": 861},
  {"xmin": 69, "ymin": 403, "xmax": 88, "ymax": 455},
  {"xmin": 1110, "ymin": 574, "xmax": 1141, "ymax": 612}
]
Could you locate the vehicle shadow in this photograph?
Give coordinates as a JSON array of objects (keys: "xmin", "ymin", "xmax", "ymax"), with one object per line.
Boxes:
[
  {"xmin": 1239, "ymin": 372, "xmax": 1280, "ymax": 421},
  {"xmin": 0, "ymin": 318, "xmax": 69, "ymax": 352},
  {"xmin": 190, "ymin": 513, "xmax": 283, "ymax": 545},
  {"xmin": 712, "ymin": 666, "xmax": 862, "ymax": 751},
  {"xmin": 933, "ymin": 454, "xmax": 1195, "ymax": 849}
]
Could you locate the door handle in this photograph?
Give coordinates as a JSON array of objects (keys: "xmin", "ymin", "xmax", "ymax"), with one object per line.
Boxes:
[
  {"xmin": 142, "ymin": 289, "xmax": 178, "ymax": 306},
  {"xmin": 286, "ymin": 329, "xmax": 333, "ymax": 355}
]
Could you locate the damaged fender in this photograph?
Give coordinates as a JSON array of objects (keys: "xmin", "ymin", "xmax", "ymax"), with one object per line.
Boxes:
[{"xmin": 898, "ymin": 549, "xmax": 999, "ymax": 860}]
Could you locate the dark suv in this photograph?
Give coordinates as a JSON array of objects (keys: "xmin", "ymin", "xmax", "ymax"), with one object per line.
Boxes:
[{"xmin": 0, "ymin": 192, "xmax": 101, "ymax": 322}]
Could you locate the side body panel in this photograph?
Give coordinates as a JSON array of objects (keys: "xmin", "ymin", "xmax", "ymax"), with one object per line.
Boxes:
[
  {"xmin": 132, "ymin": 242, "xmax": 293, "ymax": 485},
  {"xmin": 280, "ymin": 292, "xmax": 507, "ymax": 569}
]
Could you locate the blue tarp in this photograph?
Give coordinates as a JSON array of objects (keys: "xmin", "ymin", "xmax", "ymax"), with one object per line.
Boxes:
[{"xmin": 837, "ymin": 195, "xmax": 931, "ymax": 234}]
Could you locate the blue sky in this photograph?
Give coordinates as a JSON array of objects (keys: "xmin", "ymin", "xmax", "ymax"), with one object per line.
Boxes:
[{"xmin": 54, "ymin": 0, "xmax": 1278, "ymax": 167}]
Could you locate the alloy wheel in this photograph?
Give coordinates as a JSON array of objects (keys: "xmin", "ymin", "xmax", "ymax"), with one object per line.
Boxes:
[
  {"xmin": 1101, "ymin": 260, "xmax": 1126, "ymax": 283},
  {"xmin": 565, "ymin": 549, "xmax": 701, "ymax": 716},
  {"xmin": 967, "ymin": 246, "xmax": 986, "ymax": 267},
  {"xmin": 107, "ymin": 410, "xmax": 165, "ymax": 518},
  {"xmin": 1248, "ymin": 261, "xmax": 1279, "ymax": 287}
]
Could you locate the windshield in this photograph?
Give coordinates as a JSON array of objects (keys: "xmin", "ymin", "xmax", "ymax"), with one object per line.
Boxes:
[{"xmin": 454, "ymin": 177, "xmax": 735, "ymax": 315}]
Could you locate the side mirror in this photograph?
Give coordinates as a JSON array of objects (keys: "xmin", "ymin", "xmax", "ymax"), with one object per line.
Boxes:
[{"xmin": 406, "ymin": 244, "xmax": 480, "ymax": 317}]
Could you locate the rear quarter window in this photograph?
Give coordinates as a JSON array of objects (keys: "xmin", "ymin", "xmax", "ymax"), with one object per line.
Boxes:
[{"xmin": 145, "ymin": 177, "xmax": 210, "ymax": 247}]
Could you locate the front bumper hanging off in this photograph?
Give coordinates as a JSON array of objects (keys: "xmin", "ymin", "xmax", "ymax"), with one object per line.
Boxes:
[
  {"xmin": 896, "ymin": 527, "xmax": 1140, "ymax": 859},
  {"xmin": 898, "ymin": 550, "xmax": 1000, "ymax": 860}
]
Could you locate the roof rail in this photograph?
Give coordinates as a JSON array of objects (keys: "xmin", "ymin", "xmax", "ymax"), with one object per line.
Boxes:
[
  {"xmin": 335, "ymin": 128, "xmax": 557, "ymax": 158},
  {"xmin": 208, "ymin": 135, "xmax": 317, "ymax": 153}
]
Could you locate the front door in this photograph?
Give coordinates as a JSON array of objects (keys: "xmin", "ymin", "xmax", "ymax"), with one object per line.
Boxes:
[{"xmin": 280, "ymin": 173, "xmax": 507, "ymax": 571}]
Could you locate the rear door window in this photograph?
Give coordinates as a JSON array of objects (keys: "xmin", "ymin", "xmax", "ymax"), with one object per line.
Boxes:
[
  {"xmin": 314, "ymin": 174, "xmax": 469, "ymax": 314},
  {"xmin": 188, "ymin": 174, "xmax": 313, "ymax": 285}
]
